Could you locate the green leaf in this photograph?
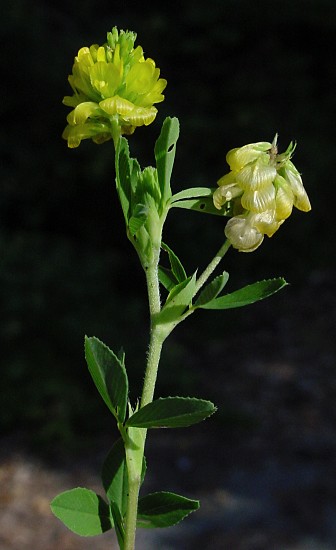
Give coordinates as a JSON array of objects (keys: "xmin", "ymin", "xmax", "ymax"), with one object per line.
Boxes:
[
  {"xmin": 110, "ymin": 502, "xmax": 125, "ymax": 549},
  {"xmin": 137, "ymin": 491, "xmax": 200, "ymax": 528},
  {"xmin": 166, "ymin": 276, "xmax": 192, "ymax": 303},
  {"xmin": 125, "ymin": 397, "xmax": 216, "ymax": 429},
  {"xmin": 128, "ymin": 203, "xmax": 149, "ymax": 236},
  {"xmin": 102, "ymin": 438, "xmax": 128, "ymax": 516},
  {"xmin": 200, "ymin": 278, "xmax": 288, "ymax": 310},
  {"xmin": 117, "ymin": 347, "xmax": 126, "ymax": 366},
  {"xmin": 154, "ymin": 117, "xmax": 180, "ymax": 204},
  {"xmin": 158, "ymin": 273, "xmax": 197, "ymax": 324},
  {"xmin": 102, "ymin": 438, "xmax": 147, "ymax": 517},
  {"xmin": 194, "ymin": 272, "xmax": 230, "ymax": 307},
  {"xmin": 158, "ymin": 265, "xmax": 178, "ymax": 291},
  {"xmin": 115, "ymin": 137, "xmax": 142, "ymax": 224},
  {"xmin": 170, "ymin": 187, "xmax": 213, "ymax": 203},
  {"xmin": 171, "ymin": 196, "xmax": 232, "ymax": 216},
  {"xmin": 50, "ymin": 488, "xmax": 112, "ymax": 536},
  {"xmin": 85, "ymin": 336, "xmax": 128, "ymax": 423},
  {"xmin": 115, "ymin": 138, "xmax": 132, "ymax": 223},
  {"xmin": 161, "ymin": 242, "xmax": 187, "ymax": 283}
]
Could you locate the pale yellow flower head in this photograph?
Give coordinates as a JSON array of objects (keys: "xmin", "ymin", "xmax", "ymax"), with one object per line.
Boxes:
[
  {"xmin": 214, "ymin": 137, "xmax": 311, "ymax": 252},
  {"xmin": 62, "ymin": 27, "xmax": 167, "ymax": 148}
]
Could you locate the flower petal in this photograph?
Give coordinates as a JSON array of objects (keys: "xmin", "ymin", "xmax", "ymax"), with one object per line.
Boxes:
[
  {"xmin": 226, "ymin": 142, "xmax": 272, "ymax": 171},
  {"xmin": 67, "ymin": 102, "xmax": 103, "ymax": 125},
  {"xmin": 89, "ymin": 61, "xmax": 121, "ymax": 97},
  {"xmin": 125, "ymin": 60, "xmax": 157, "ymax": 95},
  {"xmin": 274, "ymin": 179, "xmax": 294, "ymax": 220},
  {"xmin": 225, "ymin": 216, "xmax": 264, "ymax": 252},
  {"xmin": 236, "ymin": 160, "xmax": 277, "ymax": 191},
  {"xmin": 99, "ymin": 95, "xmax": 136, "ymax": 116},
  {"xmin": 136, "ymin": 78, "xmax": 167, "ymax": 107},
  {"xmin": 76, "ymin": 47, "xmax": 95, "ymax": 69},
  {"xmin": 122, "ymin": 105, "xmax": 157, "ymax": 126},
  {"xmin": 213, "ymin": 183, "xmax": 242, "ymax": 210},
  {"xmin": 293, "ymin": 190, "xmax": 311, "ymax": 212},
  {"xmin": 62, "ymin": 122, "xmax": 111, "ymax": 148},
  {"xmin": 96, "ymin": 46, "xmax": 107, "ymax": 63},
  {"xmin": 249, "ymin": 210, "xmax": 281, "ymax": 237},
  {"xmin": 283, "ymin": 162, "xmax": 311, "ymax": 212},
  {"xmin": 241, "ymin": 184, "xmax": 275, "ymax": 213},
  {"xmin": 63, "ymin": 92, "xmax": 88, "ymax": 108},
  {"xmin": 217, "ymin": 171, "xmax": 237, "ymax": 187}
]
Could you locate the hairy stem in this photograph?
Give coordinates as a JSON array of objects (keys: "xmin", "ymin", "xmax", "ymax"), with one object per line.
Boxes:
[
  {"xmin": 194, "ymin": 239, "xmax": 230, "ymax": 295},
  {"xmin": 141, "ymin": 261, "xmax": 165, "ymax": 407},
  {"xmin": 124, "ymin": 251, "xmax": 165, "ymax": 550},
  {"xmin": 123, "ymin": 464, "xmax": 142, "ymax": 550},
  {"xmin": 123, "ymin": 241, "xmax": 231, "ymax": 548}
]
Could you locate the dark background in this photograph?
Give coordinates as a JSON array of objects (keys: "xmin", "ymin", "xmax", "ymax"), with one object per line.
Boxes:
[
  {"xmin": 1, "ymin": 0, "xmax": 334, "ymax": 446},
  {"xmin": 1, "ymin": 1, "xmax": 336, "ymax": 547}
]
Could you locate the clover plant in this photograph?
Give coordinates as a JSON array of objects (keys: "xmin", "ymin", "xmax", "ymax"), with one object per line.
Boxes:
[{"xmin": 51, "ymin": 27, "xmax": 311, "ymax": 550}]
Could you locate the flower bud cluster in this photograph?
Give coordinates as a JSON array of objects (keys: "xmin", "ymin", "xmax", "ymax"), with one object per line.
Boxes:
[
  {"xmin": 62, "ymin": 27, "xmax": 167, "ymax": 148},
  {"xmin": 213, "ymin": 139, "xmax": 311, "ymax": 252}
]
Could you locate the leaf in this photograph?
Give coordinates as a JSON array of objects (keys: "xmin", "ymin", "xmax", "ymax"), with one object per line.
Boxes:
[
  {"xmin": 115, "ymin": 138, "xmax": 132, "ymax": 223},
  {"xmin": 158, "ymin": 265, "xmax": 178, "ymax": 291},
  {"xmin": 125, "ymin": 397, "xmax": 216, "ymax": 429},
  {"xmin": 128, "ymin": 203, "xmax": 149, "ymax": 236},
  {"xmin": 115, "ymin": 137, "xmax": 141, "ymax": 223},
  {"xmin": 158, "ymin": 273, "xmax": 197, "ymax": 324},
  {"xmin": 117, "ymin": 347, "xmax": 126, "ymax": 366},
  {"xmin": 171, "ymin": 196, "xmax": 232, "ymax": 216},
  {"xmin": 102, "ymin": 438, "xmax": 128, "ymax": 516},
  {"xmin": 137, "ymin": 491, "xmax": 200, "ymax": 528},
  {"xmin": 50, "ymin": 488, "xmax": 112, "ymax": 536},
  {"xmin": 102, "ymin": 438, "xmax": 147, "ymax": 516},
  {"xmin": 154, "ymin": 117, "xmax": 180, "ymax": 204},
  {"xmin": 161, "ymin": 242, "xmax": 187, "ymax": 283},
  {"xmin": 170, "ymin": 187, "xmax": 213, "ymax": 203},
  {"xmin": 200, "ymin": 278, "xmax": 288, "ymax": 310},
  {"xmin": 194, "ymin": 272, "xmax": 230, "ymax": 307},
  {"xmin": 166, "ymin": 276, "xmax": 192, "ymax": 303},
  {"xmin": 110, "ymin": 502, "xmax": 125, "ymax": 550},
  {"xmin": 85, "ymin": 336, "xmax": 128, "ymax": 423}
]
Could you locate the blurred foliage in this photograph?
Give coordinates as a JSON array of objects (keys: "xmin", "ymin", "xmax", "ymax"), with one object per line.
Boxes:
[{"xmin": 1, "ymin": 0, "xmax": 335, "ymax": 450}]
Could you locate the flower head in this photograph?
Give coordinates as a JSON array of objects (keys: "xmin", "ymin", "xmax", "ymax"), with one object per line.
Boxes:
[
  {"xmin": 62, "ymin": 27, "xmax": 167, "ymax": 148},
  {"xmin": 213, "ymin": 137, "xmax": 311, "ymax": 252}
]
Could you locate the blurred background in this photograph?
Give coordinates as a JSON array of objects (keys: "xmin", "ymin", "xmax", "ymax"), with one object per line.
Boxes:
[{"xmin": 1, "ymin": 1, "xmax": 336, "ymax": 548}]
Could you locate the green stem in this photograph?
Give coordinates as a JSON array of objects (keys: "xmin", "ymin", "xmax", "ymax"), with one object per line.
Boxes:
[
  {"xmin": 123, "ymin": 418, "xmax": 146, "ymax": 549},
  {"xmin": 123, "ymin": 241, "xmax": 231, "ymax": 548},
  {"xmin": 123, "ymin": 466, "xmax": 141, "ymax": 550},
  {"xmin": 141, "ymin": 261, "xmax": 165, "ymax": 407},
  {"xmin": 124, "ymin": 252, "xmax": 165, "ymax": 550},
  {"xmin": 194, "ymin": 239, "xmax": 230, "ymax": 295}
]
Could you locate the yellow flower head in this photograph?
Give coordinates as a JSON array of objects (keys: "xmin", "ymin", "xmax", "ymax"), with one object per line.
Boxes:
[
  {"xmin": 213, "ymin": 137, "xmax": 311, "ymax": 252},
  {"xmin": 62, "ymin": 27, "xmax": 167, "ymax": 148}
]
